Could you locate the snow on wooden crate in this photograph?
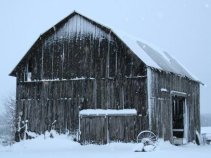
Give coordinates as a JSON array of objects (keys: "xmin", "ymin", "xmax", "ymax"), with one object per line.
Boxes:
[{"xmin": 79, "ymin": 109, "xmax": 137, "ymax": 116}]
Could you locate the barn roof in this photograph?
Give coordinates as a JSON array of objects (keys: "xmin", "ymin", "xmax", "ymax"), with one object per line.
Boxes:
[
  {"xmin": 9, "ymin": 11, "xmax": 201, "ymax": 83},
  {"xmin": 113, "ymin": 30, "xmax": 199, "ymax": 81}
]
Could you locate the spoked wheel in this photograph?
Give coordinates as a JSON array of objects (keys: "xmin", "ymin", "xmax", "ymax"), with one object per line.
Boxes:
[{"xmin": 137, "ymin": 130, "xmax": 158, "ymax": 150}]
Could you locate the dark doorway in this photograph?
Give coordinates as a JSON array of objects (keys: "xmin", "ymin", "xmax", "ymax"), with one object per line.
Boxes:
[{"xmin": 172, "ymin": 95, "xmax": 186, "ymax": 138}]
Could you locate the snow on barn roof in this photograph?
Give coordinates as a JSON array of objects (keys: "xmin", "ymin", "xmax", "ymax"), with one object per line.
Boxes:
[
  {"xmin": 112, "ymin": 29, "xmax": 199, "ymax": 82},
  {"xmin": 79, "ymin": 109, "xmax": 137, "ymax": 116}
]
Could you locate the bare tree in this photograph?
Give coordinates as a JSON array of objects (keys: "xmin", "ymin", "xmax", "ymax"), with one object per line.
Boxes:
[{"xmin": 0, "ymin": 95, "xmax": 16, "ymax": 142}]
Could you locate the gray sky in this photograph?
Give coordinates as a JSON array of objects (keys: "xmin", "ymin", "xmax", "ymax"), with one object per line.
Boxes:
[{"xmin": 0, "ymin": 0, "xmax": 211, "ymax": 114}]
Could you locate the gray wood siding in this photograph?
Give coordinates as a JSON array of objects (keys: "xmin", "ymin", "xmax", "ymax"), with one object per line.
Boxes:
[
  {"xmin": 16, "ymin": 77, "xmax": 148, "ymax": 136},
  {"xmin": 80, "ymin": 115, "xmax": 137, "ymax": 144},
  {"xmin": 148, "ymin": 68, "xmax": 200, "ymax": 142},
  {"xmin": 17, "ymin": 15, "xmax": 146, "ymax": 81}
]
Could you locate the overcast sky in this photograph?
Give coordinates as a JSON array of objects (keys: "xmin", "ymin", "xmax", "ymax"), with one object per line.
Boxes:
[{"xmin": 0, "ymin": 0, "xmax": 211, "ymax": 114}]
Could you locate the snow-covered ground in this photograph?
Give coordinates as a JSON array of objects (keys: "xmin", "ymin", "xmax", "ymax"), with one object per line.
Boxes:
[
  {"xmin": 0, "ymin": 128, "xmax": 211, "ymax": 158},
  {"xmin": 201, "ymin": 126, "xmax": 211, "ymax": 134}
]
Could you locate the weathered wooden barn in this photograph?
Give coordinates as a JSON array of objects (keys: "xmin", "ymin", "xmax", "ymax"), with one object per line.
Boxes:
[{"xmin": 10, "ymin": 11, "xmax": 201, "ymax": 144}]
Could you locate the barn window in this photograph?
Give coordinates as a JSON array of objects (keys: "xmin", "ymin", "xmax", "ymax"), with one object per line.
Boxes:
[{"xmin": 25, "ymin": 61, "xmax": 33, "ymax": 81}]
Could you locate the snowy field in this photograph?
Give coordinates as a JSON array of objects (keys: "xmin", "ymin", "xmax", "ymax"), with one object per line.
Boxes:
[{"xmin": 0, "ymin": 127, "xmax": 211, "ymax": 158}]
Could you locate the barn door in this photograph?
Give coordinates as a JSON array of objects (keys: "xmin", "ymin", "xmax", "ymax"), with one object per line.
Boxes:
[{"xmin": 172, "ymin": 95, "xmax": 188, "ymax": 144}]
